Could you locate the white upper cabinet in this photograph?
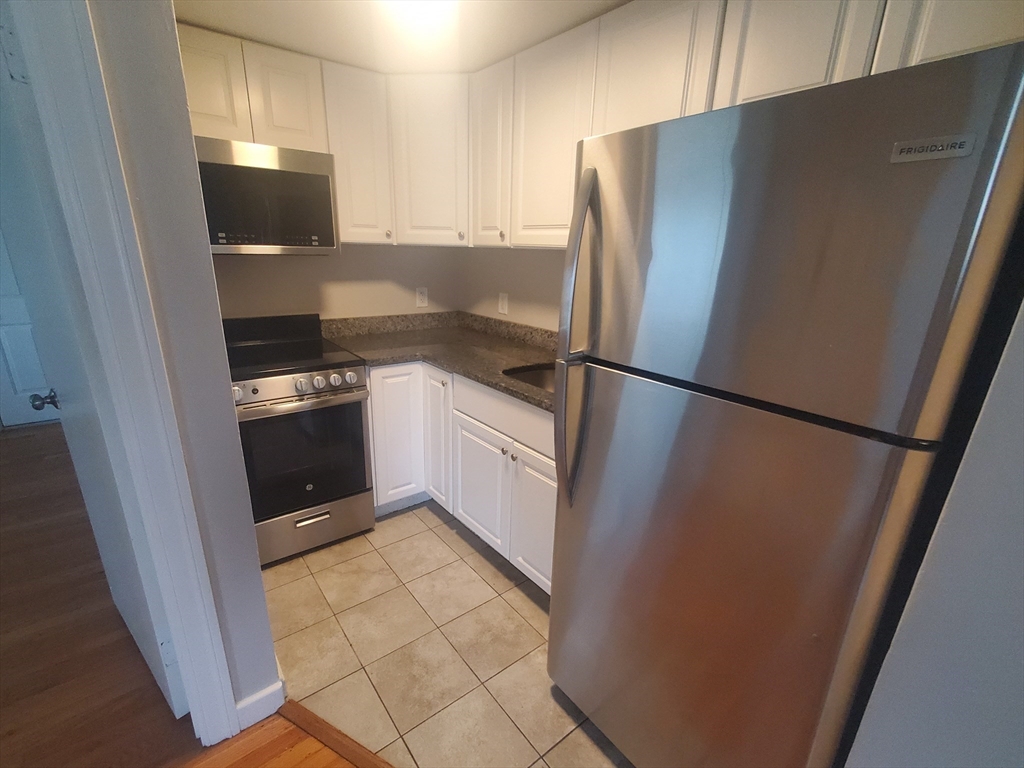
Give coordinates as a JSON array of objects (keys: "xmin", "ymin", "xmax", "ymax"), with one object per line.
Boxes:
[
  {"xmin": 470, "ymin": 58, "xmax": 514, "ymax": 248},
  {"xmin": 323, "ymin": 62, "xmax": 394, "ymax": 244},
  {"xmin": 242, "ymin": 41, "xmax": 328, "ymax": 152},
  {"xmin": 713, "ymin": 0, "xmax": 886, "ymax": 109},
  {"xmin": 592, "ymin": 0, "xmax": 723, "ymax": 135},
  {"xmin": 389, "ymin": 74, "xmax": 470, "ymax": 246},
  {"xmin": 872, "ymin": 0, "xmax": 1024, "ymax": 73},
  {"xmin": 511, "ymin": 21, "xmax": 599, "ymax": 248},
  {"xmin": 176, "ymin": 24, "xmax": 253, "ymax": 142}
]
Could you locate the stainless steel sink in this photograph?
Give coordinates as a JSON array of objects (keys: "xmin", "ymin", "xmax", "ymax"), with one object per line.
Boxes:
[{"xmin": 502, "ymin": 363, "xmax": 556, "ymax": 393}]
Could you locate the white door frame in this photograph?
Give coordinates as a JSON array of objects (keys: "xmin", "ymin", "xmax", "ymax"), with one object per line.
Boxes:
[{"xmin": 6, "ymin": 0, "xmax": 246, "ymax": 745}]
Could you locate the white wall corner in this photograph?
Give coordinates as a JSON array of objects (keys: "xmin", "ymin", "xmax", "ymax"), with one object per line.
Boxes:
[{"xmin": 235, "ymin": 679, "xmax": 285, "ymax": 731}]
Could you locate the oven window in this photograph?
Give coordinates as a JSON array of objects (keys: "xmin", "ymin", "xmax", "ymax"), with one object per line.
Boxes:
[{"xmin": 239, "ymin": 400, "xmax": 368, "ymax": 523}]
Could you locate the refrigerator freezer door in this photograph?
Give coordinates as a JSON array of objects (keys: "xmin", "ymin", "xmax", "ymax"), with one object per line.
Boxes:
[
  {"xmin": 548, "ymin": 363, "xmax": 931, "ymax": 768},
  {"xmin": 571, "ymin": 43, "xmax": 1022, "ymax": 440}
]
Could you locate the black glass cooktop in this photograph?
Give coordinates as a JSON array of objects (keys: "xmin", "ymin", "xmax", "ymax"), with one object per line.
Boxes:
[{"xmin": 223, "ymin": 314, "xmax": 362, "ymax": 381}]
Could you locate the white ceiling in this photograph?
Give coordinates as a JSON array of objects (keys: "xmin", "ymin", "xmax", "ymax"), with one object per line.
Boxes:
[{"xmin": 173, "ymin": 0, "xmax": 629, "ymax": 74}]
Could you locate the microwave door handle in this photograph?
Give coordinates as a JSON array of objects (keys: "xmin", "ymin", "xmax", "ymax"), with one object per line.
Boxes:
[{"xmin": 558, "ymin": 166, "xmax": 599, "ymax": 362}]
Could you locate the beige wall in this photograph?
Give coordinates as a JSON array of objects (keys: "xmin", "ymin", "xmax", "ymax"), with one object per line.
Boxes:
[
  {"xmin": 460, "ymin": 246, "xmax": 564, "ymax": 331},
  {"xmin": 213, "ymin": 243, "xmax": 566, "ymax": 331}
]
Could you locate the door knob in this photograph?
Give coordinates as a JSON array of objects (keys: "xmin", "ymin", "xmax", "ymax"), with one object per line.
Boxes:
[
  {"xmin": 511, "ymin": 454, "xmax": 518, "ymax": 462},
  {"xmin": 458, "ymin": 231, "xmax": 465, "ymax": 241},
  {"xmin": 385, "ymin": 230, "xmax": 392, "ymax": 239},
  {"xmin": 29, "ymin": 388, "xmax": 60, "ymax": 411},
  {"xmin": 499, "ymin": 230, "xmax": 505, "ymax": 242},
  {"xmin": 501, "ymin": 447, "xmax": 508, "ymax": 455}
]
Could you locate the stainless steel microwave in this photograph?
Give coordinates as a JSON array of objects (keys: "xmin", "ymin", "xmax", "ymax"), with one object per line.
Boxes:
[{"xmin": 194, "ymin": 137, "xmax": 338, "ymax": 256}]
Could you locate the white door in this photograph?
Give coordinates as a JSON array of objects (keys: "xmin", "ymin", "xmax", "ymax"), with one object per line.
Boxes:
[
  {"xmin": 323, "ymin": 62, "xmax": 394, "ymax": 245},
  {"xmin": 0, "ymin": 229, "xmax": 53, "ymax": 426},
  {"xmin": 452, "ymin": 410, "xmax": 512, "ymax": 557},
  {"xmin": 0, "ymin": 43, "xmax": 190, "ymax": 714},
  {"xmin": 423, "ymin": 365, "xmax": 452, "ymax": 512},
  {"xmin": 369, "ymin": 364, "xmax": 425, "ymax": 507},
  {"xmin": 470, "ymin": 58, "xmax": 513, "ymax": 247},
  {"xmin": 389, "ymin": 74, "xmax": 469, "ymax": 246},
  {"xmin": 592, "ymin": 0, "xmax": 723, "ymax": 135},
  {"xmin": 511, "ymin": 20, "xmax": 599, "ymax": 248},
  {"xmin": 176, "ymin": 24, "xmax": 253, "ymax": 142},
  {"xmin": 508, "ymin": 441, "xmax": 557, "ymax": 594},
  {"xmin": 713, "ymin": 0, "xmax": 886, "ymax": 109},
  {"xmin": 242, "ymin": 40, "xmax": 328, "ymax": 152},
  {"xmin": 872, "ymin": 0, "xmax": 1024, "ymax": 74}
]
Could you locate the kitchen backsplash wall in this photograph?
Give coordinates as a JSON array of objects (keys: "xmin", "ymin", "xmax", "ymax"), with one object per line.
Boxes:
[
  {"xmin": 459, "ymin": 247, "xmax": 564, "ymax": 331},
  {"xmin": 213, "ymin": 244, "xmax": 462, "ymax": 319},
  {"xmin": 213, "ymin": 244, "xmax": 565, "ymax": 331}
]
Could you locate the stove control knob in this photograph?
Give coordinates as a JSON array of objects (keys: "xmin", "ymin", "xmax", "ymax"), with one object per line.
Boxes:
[
  {"xmin": 329, "ymin": 373, "xmax": 343, "ymax": 387},
  {"xmin": 312, "ymin": 375, "xmax": 326, "ymax": 390},
  {"xmin": 345, "ymin": 371, "xmax": 358, "ymax": 385},
  {"xmin": 295, "ymin": 377, "xmax": 310, "ymax": 393},
  {"xmin": 232, "ymin": 386, "xmax": 243, "ymax": 403}
]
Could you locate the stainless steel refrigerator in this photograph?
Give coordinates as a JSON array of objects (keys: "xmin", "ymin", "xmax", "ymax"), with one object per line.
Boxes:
[{"xmin": 549, "ymin": 43, "xmax": 1023, "ymax": 768}]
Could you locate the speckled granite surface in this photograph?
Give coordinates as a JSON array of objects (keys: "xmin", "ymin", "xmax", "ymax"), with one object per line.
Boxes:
[
  {"xmin": 322, "ymin": 311, "xmax": 557, "ymax": 352},
  {"xmin": 323, "ymin": 323, "xmax": 557, "ymax": 412}
]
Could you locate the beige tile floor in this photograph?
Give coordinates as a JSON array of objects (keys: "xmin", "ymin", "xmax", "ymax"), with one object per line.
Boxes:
[{"xmin": 262, "ymin": 501, "xmax": 633, "ymax": 768}]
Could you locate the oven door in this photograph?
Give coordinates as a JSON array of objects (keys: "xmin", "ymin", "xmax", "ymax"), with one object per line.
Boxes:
[{"xmin": 237, "ymin": 389, "xmax": 371, "ymax": 523}]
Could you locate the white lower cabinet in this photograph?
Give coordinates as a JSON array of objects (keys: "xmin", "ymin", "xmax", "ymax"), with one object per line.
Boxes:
[
  {"xmin": 509, "ymin": 441, "xmax": 558, "ymax": 592},
  {"xmin": 423, "ymin": 365, "xmax": 452, "ymax": 512},
  {"xmin": 368, "ymin": 364, "xmax": 425, "ymax": 507},
  {"xmin": 452, "ymin": 411, "xmax": 513, "ymax": 556},
  {"xmin": 369, "ymin": 363, "xmax": 558, "ymax": 592}
]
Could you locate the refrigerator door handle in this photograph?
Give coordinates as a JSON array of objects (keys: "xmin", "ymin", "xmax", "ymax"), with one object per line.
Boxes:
[
  {"xmin": 555, "ymin": 359, "xmax": 588, "ymax": 503},
  {"xmin": 558, "ymin": 166, "xmax": 598, "ymax": 361}
]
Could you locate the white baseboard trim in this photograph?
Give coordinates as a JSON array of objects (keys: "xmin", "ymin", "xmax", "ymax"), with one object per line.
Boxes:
[
  {"xmin": 235, "ymin": 679, "xmax": 285, "ymax": 730},
  {"xmin": 375, "ymin": 491, "xmax": 431, "ymax": 518}
]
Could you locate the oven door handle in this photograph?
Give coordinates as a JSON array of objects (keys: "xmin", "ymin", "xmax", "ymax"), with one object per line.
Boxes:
[{"xmin": 236, "ymin": 388, "xmax": 369, "ymax": 422}]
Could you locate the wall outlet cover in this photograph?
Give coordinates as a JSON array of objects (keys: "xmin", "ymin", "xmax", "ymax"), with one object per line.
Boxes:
[
  {"xmin": 416, "ymin": 287, "xmax": 428, "ymax": 307},
  {"xmin": 498, "ymin": 293, "xmax": 508, "ymax": 315}
]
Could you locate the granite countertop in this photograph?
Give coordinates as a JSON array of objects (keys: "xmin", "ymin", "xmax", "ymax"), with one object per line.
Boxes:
[{"xmin": 325, "ymin": 326, "xmax": 557, "ymax": 412}]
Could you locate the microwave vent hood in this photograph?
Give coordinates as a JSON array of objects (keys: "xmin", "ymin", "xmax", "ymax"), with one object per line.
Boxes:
[{"xmin": 194, "ymin": 136, "xmax": 338, "ymax": 256}]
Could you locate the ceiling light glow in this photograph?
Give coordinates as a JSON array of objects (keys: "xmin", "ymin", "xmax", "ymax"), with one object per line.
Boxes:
[{"xmin": 378, "ymin": 0, "xmax": 458, "ymax": 45}]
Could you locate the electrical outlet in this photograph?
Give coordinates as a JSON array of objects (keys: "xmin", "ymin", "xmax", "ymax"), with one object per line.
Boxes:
[
  {"xmin": 498, "ymin": 293, "xmax": 508, "ymax": 315},
  {"xmin": 416, "ymin": 287, "xmax": 428, "ymax": 307}
]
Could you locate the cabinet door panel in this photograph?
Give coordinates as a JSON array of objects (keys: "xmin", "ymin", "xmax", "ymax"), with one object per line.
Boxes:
[
  {"xmin": 873, "ymin": 0, "xmax": 1024, "ymax": 74},
  {"xmin": 389, "ymin": 74, "xmax": 469, "ymax": 246},
  {"xmin": 369, "ymin": 365, "xmax": 424, "ymax": 507},
  {"xmin": 423, "ymin": 366, "xmax": 452, "ymax": 511},
  {"xmin": 593, "ymin": 0, "xmax": 722, "ymax": 135},
  {"xmin": 453, "ymin": 411, "xmax": 512, "ymax": 556},
  {"xmin": 323, "ymin": 62, "xmax": 394, "ymax": 244},
  {"xmin": 177, "ymin": 24, "xmax": 253, "ymax": 142},
  {"xmin": 470, "ymin": 58, "xmax": 513, "ymax": 247},
  {"xmin": 509, "ymin": 442, "xmax": 557, "ymax": 594},
  {"xmin": 511, "ymin": 21, "xmax": 598, "ymax": 247},
  {"xmin": 243, "ymin": 41, "xmax": 328, "ymax": 152},
  {"xmin": 713, "ymin": 0, "xmax": 885, "ymax": 109}
]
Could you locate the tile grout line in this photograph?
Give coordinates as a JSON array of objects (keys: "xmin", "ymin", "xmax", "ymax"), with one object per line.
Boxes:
[
  {"xmin": 361, "ymin": 657, "xmax": 405, "ymax": 750},
  {"xmin": 481, "ymin": 642, "xmax": 558, "ymax": 760},
  {"xmin": 398, "ymin": 735, "xmax": 421, "ymax": 768}
]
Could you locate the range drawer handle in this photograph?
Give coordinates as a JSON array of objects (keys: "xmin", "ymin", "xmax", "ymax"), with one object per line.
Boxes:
[{"xmin": 295, "ymin": 511, "xmax": 331, "ymax": 528}]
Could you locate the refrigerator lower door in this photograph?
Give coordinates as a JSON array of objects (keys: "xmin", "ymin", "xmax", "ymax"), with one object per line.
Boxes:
[{"xmin": 549, "ymin": 363, "xmax": 932, "ymax": 768}]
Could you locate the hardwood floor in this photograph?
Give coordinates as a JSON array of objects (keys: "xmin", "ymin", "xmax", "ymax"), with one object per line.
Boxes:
[
  {"xmin": 0, "ymin": 423, "xmax": 204, "ymax": 768},
  {"xmin": 172, "ymin": 714, "xmax": 356, "ymax": 768}
]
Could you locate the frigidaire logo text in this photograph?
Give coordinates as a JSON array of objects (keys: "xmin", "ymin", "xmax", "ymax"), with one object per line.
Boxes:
[
  {"xmin": 891, "ymin": 133, "xmax": 976, "ymax": 164},
  {"xmin": 898, "ymin": 139, "xmax": 969, "ymax": 156}
]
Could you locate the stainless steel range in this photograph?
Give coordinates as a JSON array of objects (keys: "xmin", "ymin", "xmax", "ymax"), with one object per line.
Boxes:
[{"xmin": 224, "ymin": 314, "xmax": 374, "ymax": 565}]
